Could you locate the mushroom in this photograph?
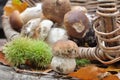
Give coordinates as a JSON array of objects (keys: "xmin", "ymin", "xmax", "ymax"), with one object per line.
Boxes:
[
  {"xmin": 9, "ymin": 3, "xmax": 42, "ymax": 32},
  {"xmin": 71, "ymin": 6, "xmax": 87, "ymax": 13},
  {"xmin": 42, "ymin": 0, "xmax": 71, "ymax": 25},
  {"xmin": 51, "ymin": 40, "xmax": 79, "ymax": 74},
  {"xmin": 35, "ymin": 19, "xmax": 54, "ymax": 40},
  {"xmin": 21, "ymin": 18, "xmax": 53, "ymax": 40},
  {"xmin": 21, "ymin": 18, "xmax": 41, "ymax": 38},
  {"xmin": 64, "ymin": 8, "xmax": 90, "ymax": 39},
  {"xmin": 51, "ymin": 56, "xmax": 76, "ymax": 74},
  {"xmin": 46, "ymin": 27, "xmax": 68, "ymax": 46},
  {"xmin": 9, "ymin": 10, "xmax": 23, "ymax": 32}
]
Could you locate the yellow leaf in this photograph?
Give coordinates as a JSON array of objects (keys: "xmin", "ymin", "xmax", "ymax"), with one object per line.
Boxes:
[
  {"xmin": 3, "ymin": 6, "xmax": 16, "ymax": 16},
  {"xmin": 12, "ymin": 0, "xmax": 22, "ymax": 5},
  {"xmin": 4, "ymin": 0, "xmax": 28, "ymax": 16}
]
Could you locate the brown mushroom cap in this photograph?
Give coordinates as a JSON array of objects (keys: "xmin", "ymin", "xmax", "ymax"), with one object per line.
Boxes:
[
  {"xmin": 52, "ymin": 40, "xmax": 79, "ymax": 58},
  {"xmin": 71, "ymin": 6, "xmax": 87, "ymax": 13},
  {"xmin": 64, "ymin": 9, "xmax": 90, "ymax": 39},
  {"xmin": 9, "ymin": 10, "xmax": 23, "ymax": 32},
  {"xmin": 42, "ymin": 0, "xmax": 71, "ymax": 25}
]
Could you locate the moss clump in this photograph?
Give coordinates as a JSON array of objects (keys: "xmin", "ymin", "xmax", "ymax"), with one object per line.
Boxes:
[
  {"xmin": 76, "ymin": 58, "xmax": 90, "ymax": 67},
  {"xmin": 3, "ymin": 37, "xmax": 52, "ymax": 69}
]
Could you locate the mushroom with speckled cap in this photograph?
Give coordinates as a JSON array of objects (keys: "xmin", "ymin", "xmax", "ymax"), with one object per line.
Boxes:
[{"xmin": 51, "ymin": 40, "xmax": 79, "ymax": 74}]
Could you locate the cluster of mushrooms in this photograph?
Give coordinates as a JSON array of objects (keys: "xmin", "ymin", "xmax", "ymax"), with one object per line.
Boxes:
[{"xmin": 6, "ymin": 0, "xmax": 91, "ymax": 74}]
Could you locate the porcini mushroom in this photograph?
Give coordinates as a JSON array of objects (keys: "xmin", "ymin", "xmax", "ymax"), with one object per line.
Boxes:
[
  {"xmin": 71, "ymin": 6, "xmax": 87, "ymax": 13},
  {"xmin": 42, "ymin": 0, "xmax": 71, "ymax": 25},
  {"xmin": 52, "ymin": 40, "xmax": 79, "ymax": 58},
  {"xmin": 35, "ymin": 19, "xmax": 54, "ymax": 40},
  {"xmin": 21, "ymin": 18, "xmax": 41, "ymax": 38},
  {"xmin": 9, "ymin": 10, "xmax": 23, "ymax": 32},
  {"xmin": 51, "ymin": 40, "xmax": 79, "ymax": 74},
  {"xmin": 64, "ymin": 8, "xmax": 90, "ymax": 39},
  {"xmin": 9, "ymin": 3, "xmax": 42, "ymax": 32}
]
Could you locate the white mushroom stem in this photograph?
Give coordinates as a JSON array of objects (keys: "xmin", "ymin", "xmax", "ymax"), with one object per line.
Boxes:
[
  {"xmin": 20, "ymin": 3, "xmax": 42, "ymax": 24},
  {"xmin": 36, "ymin": 19, "xmax": 54, "ymax": 40},
  {"xmin": 21, "ymin": 18, "xmax": 41, "ymax": 38},
  {"xmin": 46, "ymin": 28, "xmax": 68, "ymax": 46},
  {"xmin": 2, "ymin": 15, "xmax": 20, "ymax": 41},
  {"xmin": 51, "ymin": 56, "xmax": 76, "ymax": 74}
]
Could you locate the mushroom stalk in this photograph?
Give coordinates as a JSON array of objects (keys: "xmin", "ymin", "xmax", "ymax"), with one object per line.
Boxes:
[
  {"xmin": 2, "ymin": 15, "xmax": 20, "ymax": 41},
  {"xmin": 20, "ymin": 3, "xmax": 42, "ymax": 24},
  {"xmin": 9, "ymin": 3, "xmax": 42, "ymax": 32}
]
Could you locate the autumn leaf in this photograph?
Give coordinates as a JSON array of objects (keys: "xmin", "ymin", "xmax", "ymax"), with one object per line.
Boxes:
[
  {"xmin": 0, "ymin": 52, "xmax": 9, "ymax": 66},
  {"xmin": 103, "ymin": 75, "xmax": 119, "ymax": 80},
  {"xmin": 68, "ymin": 65, "xmax": 108, "ymax": 80},
  {"xmin": 4, "ymin": 0, "xmax": 28, "ymax": 16},
  {"xmin": 105, "ymin": 65, "xmax": 120, "ymax": 74},
  {"xmin": 12, "ymin": 0, "xmax": 22, "ymax": 5}
]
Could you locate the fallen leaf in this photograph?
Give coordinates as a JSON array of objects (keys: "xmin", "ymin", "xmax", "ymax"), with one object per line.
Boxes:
[
  {"xmin": 4, "ymin": 0, "xmax": 28, "ymax": 16},
  {"xmin": 0, "ymin": 52, "xmax": 9, "ymax": 66},
  {"xmin": 68, "ymin": 65, "xmax": 108, "ymax": 80},
  {"xmin": 103, "ymin": 75, "xmax": 119, "ymax": 80},
  {"xmin": 105, "ymin": 65, "xmax": 120, "ymax": 74}
]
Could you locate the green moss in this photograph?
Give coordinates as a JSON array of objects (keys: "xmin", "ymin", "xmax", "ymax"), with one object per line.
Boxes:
[
  {"xmin": 3, "ymin": 37, "xmax": 52, "ymax": 68},
  {"xmin": 76, "ymin": 58, "xmax": 90, "ymax": 67}
]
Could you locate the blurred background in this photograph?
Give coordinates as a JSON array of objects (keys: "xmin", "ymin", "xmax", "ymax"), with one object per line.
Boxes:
[{"xmin": 0, "ymin": 0, "xmax": 8, "ymax": 38}]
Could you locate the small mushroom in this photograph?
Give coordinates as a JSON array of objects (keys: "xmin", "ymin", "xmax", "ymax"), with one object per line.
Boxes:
[
  {"xmin": 64, "ymin": 8, "xmax": 90, "ymax": 39},
  {"xmin": 9, "ymin": 10, "xmax": 23, "ymax": 32},
  {"xmin": 9, "ymin": 3, "xmax": 42, "ymax": 31},
  {"xmin": 51, "ymin": 40, "xmax": 79, "ymax": 74},
  {"xmin": 52, "ymin": 40, "xmax": 79, "ymax": 58},
  {"xmin": 42, "ymin": 0, "xmax": 71, "ymax": 25}
]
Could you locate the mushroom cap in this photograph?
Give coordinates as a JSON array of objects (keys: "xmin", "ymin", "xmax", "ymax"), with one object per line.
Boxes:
[
  {"xmin": 9, "ymin": 10, "xmax": 23, "ymax": 32},
  {"xmin": 71, "ymin": 6, "xmax": 87, "ymax": 13},
  {"xmin": 52, "ymin": 40, "xmax": 79, "ymax": 58},
  {"xmin": 64, "ymin": 9, "xmax": 90, "ymax": 39},
  {"xmin": 42, "ymin": 0, "xmax": 71, "ymax": 24}
]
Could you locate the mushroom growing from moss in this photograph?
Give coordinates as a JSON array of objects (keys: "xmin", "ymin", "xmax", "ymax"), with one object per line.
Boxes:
[
  {"xmin": 42, "ymin": 0, "xmax": 71, "ymax": 25},
  {"xmin": 51, "ymin": 40, "xmax": 79, "ymax": 74},
  {"xmin": 64, "ymin": 8, "xmax": 90, "ymax": 39}
]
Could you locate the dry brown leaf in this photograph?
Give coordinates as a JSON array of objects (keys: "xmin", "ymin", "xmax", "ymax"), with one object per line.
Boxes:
[
  {"xmin": 68, "ymin": 65, "xmax": 107, "ymax": 80},
  {"xmin": 103, "ymin": 75, "xmax": 119, "ymax": 80},
  {"xmin": 105, "ymin": 65, "xmax": 120, "ymax": 73},
  {"xmin": 0, "ymin": 52, "xmax": 9, "ymax": 65}
]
